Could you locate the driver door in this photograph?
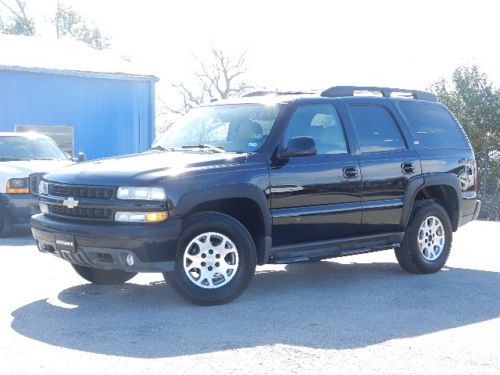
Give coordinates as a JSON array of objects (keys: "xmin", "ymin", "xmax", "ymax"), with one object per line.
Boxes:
[{"xmin": 269, "ymin": 103, "xmax": 362, "ymax": 246}]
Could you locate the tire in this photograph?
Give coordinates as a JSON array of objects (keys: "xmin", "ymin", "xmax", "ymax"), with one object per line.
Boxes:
[
  {"xmin": 0, "ymin": 208, "xmax": 8, "ymax": 236},
  {"xmin": 164, "ymin": 212, "xmax": 257, "ymax": 306},
  {"xmin": 71, "ymin": 264, "xmax": 137, "ymax": 285},
  {"xmin": 395, "ymin": 201, "xmax": 453, "ymax": 274}
]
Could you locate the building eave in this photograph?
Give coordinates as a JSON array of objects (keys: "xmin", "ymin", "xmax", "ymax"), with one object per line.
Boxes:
[{"xmin": 0, "ymin": 64, "xmax": 158, "ymax": 82}]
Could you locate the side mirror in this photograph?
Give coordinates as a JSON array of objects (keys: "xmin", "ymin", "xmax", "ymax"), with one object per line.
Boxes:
[
  {"xmin": 78, "ymin": 152, "xmax": 87, "ymax": 161},
  {"xmin": 278, "ymin": 136, "xmax": 317, "ymax": 159},
  {"xmin": 73, "ymin": 152, "xmax": 86, "ymax": 162}
]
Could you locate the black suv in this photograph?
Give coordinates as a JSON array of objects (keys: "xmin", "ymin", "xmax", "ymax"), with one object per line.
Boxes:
[{"xmin": 31, "ymin": 86, "xmax": 481, "ymax": 305}]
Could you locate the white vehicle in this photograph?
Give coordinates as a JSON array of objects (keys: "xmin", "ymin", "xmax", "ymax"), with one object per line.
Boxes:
[{"xmin": 0, "ymin": 132, "xmax": 78, "ymax": 235}]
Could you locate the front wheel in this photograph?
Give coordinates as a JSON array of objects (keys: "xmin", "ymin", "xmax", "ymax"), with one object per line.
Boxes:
[
  {"xmin": 0, "ymin": 208, "xmax": 8, "ymax": 236},
  {"xmin": 164, "ymin": 212, "xmax": 257, "ymax": 305},
  {"xmin": 71, "ymin": 264, "xmax": 137, "ymax": 284},
  {"xmin": 396, "ymin": 201, "xmax": 453, "ymax": 274}
]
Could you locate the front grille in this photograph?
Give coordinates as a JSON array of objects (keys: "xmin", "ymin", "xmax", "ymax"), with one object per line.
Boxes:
[
  {"xmin": 29, "ymin": 173, "xmax": 45, "ymax": 195},
  {"xmin": 48, "ymin": 205, "xmax": 113, "ymax": 221},
  {"xmin": 48, "ymin": 183, "xmax": 115, "ymax": 200}
]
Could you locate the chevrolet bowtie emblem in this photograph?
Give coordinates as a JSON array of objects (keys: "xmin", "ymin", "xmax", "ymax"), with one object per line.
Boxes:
[{"xmin": 62, "ymin": 197, "xmax": 79, "ymax": 209}]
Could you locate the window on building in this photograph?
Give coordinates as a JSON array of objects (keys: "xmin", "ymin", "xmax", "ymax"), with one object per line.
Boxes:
[{"xmin": 16, "ymin": 125, "xmax": 74, "ymax": 156}]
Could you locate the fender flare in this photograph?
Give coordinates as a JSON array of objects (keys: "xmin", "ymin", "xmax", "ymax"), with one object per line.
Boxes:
[
  {"xmin": 400, "ymin": 173, "xmax": 462, "ymax": 230},
  {"xmin": 173, "ymin": 183, "xmax": 272, "ymax": 237}
]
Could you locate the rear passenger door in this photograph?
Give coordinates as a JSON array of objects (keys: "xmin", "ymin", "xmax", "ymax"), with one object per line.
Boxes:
[{"xmin": 345, "ymin": 102, "xmax": 421, "ymax": 234}]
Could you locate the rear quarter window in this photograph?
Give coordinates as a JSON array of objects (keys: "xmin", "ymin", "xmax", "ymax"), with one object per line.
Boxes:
[{"xmin": 399, "ymin": 102, "xmax": 469, "ymax": 149}]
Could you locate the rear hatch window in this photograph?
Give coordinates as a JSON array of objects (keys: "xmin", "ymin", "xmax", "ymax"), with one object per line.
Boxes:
[{"xmin": 399, "ymin": 101, "xmax": 469, "ymax": 149}]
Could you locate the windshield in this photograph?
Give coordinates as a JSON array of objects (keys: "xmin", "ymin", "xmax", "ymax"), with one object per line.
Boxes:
[
  {"xmin": 0, "ymin": 136, "xmax": 68, "ymax": 161},
  {"xmin": 153, "ymin": 104, "xmax": 281, "ymax": 153}
]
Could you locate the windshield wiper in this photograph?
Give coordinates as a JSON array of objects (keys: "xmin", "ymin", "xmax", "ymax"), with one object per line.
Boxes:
[
  {"xmin": 181, "ymin": 144, "xmax": 225, "ymax": 153},
  {"xmin": 149, "ymin": 145, "xmax": 174, "ymax": 152}
]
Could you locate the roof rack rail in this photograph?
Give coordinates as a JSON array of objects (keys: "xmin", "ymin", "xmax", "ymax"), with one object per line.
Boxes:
[
  {"xmin": 320, "ymin": 86, "xmax": 437, "ymax": 102},
  {"xmin": 242, "ymin": 90, "xmax": 314, "ymax": 97}
]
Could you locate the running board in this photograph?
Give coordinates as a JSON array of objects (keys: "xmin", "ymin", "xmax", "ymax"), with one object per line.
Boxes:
[{"xmin": 268, "ymin": 232, "xmax": 403, "ymax": 264}]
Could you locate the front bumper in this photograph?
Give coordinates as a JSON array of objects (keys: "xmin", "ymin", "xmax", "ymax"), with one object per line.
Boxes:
[
  {"xmin": 30, "ymin": 214, "xmax": 182, "ymax": 273},
  {"xmin": 0, "ymin": 193, "xmax": 40, "ymax": 225}
]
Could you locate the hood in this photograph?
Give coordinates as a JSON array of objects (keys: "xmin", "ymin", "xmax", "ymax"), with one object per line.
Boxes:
[
  {"xmin": 0, "ymin": 159, "xmax": 72, "ymax": 178},
  {"xmin": 45, "ymin": 150, "xmax": 248, "ymax": 185}
]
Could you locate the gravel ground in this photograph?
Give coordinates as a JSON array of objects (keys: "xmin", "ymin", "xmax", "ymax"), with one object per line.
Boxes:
[{"xmin": 1, "ymin": 221, "xmax": 499, "ymax": 375}]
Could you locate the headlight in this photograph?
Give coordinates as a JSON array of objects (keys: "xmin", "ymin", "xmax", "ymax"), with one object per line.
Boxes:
[
  {"xmin": 115, "ymin": 211, "xmax": 168, "ymax": 223},
  {"xmin": 6, "ymin": 178, "xmax": 29, "ymax": 194},
  {"xmin": 39, "ymin": 180, "xmax": 49, "ymax": 195},
  {"xmin": 116, "ymin": 187, "xmax": 166, "ymax": 201}
]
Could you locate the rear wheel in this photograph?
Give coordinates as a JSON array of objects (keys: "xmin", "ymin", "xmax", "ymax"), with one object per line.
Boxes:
[
  {"xmin": 396, "ymin": 201, "xmax": 452, "ymax": 274},
  {"xmin": 71, "ymin": 264, "xmax": 137, "ymax": 284},
  {"xmin": 164, "ymin": 212, "xmax": 257, "ymax": 305}
]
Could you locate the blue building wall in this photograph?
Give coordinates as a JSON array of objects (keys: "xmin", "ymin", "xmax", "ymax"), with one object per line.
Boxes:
[{"xmin": 0, "ymin": 69, "xmax": 156, "ymax": 159}]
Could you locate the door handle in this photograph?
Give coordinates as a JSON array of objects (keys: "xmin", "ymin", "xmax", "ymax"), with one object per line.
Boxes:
[
  {"xmin": 401, "ymin": 162, "xmax": 415, "ymax": 174},
  {"xmin": 343, "ymin": 166, "xmax": 359, "ymax": 179}
]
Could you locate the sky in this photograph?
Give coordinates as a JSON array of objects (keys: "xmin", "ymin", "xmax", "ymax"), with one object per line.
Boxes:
[{"xmin": 14, "ymin": 0, "xmax": 500, "ymax": 97}]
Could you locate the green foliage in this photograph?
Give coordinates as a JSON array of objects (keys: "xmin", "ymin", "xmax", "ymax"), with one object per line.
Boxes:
[
  {"xmin": 53, "ymin": 3, "xmax": 110, "ymax": 50},
  {"xmin": 430, "ymin": 65, "xmax": 500, "ymax": 151},
  {"xmin": 0, "ymin": 0, "xmax": 35, "ymax": 36},
  {"xmin": 430, "ymin": 65, "xmax": 500, "ymax": 220},
  {"xmin": 0, "ymin": 1, "xmax": 109, "ymax": 49},
  {"xmin": 1, "ymin": 14, "xmax": 35, "ymax": 35}
]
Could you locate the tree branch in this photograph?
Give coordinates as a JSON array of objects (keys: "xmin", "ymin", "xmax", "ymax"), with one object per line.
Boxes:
[
  {"xmin": 164, "ymin": 48, "xmax": 253, "ymax": 117},
  {"xmin": 0, "ymin": 0, "xmax": 23, "ymax": 19}
]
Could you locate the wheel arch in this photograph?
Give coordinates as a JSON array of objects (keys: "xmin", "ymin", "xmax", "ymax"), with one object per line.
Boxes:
[
  {"xmin": 401, "ymin": 174, "xmax": 462, "ymax": 231},
  {"xmin": 174, "ymin": 184, "xmax": 272, "ymax": 265}
]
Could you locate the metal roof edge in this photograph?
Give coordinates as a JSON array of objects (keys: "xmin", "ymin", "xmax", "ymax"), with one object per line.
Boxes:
[{"xmin": 0, "ymin": 64, "xmax": 159, "ymax": 82}]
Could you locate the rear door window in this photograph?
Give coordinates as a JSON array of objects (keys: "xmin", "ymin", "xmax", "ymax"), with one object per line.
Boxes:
[
  {"xmin": 348, "ymin": 105, "xmax": 406, "ymax": 153},
  {"xmin": 399, "ymin": 102, "xmax": 469, "ymax": 149}
]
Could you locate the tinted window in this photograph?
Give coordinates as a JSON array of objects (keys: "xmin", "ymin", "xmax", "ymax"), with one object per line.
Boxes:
[
  {"xmin": 348, "ymin": 105, "xmax": 405, "ymax": 153},
  {"xmin": 399, "ymin": 102, "xmax": 469, "ymax": 149},
  {"xmin": 283, "ymin": 105, "xmax": 348, "ymax": 155}
]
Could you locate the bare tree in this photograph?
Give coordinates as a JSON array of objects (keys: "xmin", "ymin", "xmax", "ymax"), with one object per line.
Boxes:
[
  {"xmin": 164, "ymin": 48, "xmax": 253, "ymax": 115},
  {"xmin": 0, "ymin": 0, "xmax": 35, "ymax": 36}
]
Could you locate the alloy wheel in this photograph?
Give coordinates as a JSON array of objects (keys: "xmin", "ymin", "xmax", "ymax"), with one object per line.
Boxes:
[
  {"xmin": 182, "ymin": 232, "xmax": 239, "ymax": 289},
  {"xmin": 417, "ymin": 215, "xmax": 446, "ymax": 261}
]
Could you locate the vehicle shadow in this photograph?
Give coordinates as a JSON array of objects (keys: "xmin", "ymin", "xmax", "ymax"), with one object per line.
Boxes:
[
  {"xmin": 0, "ymin": 227, "xmax": 34, "ymax": 246},
  {"xmin": 10, "ymin": 261, "xmax": 500, "ymax": 358}
]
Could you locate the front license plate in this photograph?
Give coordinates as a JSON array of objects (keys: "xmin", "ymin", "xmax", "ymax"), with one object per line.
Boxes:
[{"xmin": 55, "ymin": 233, "xmax": 76, "ymax": 253}]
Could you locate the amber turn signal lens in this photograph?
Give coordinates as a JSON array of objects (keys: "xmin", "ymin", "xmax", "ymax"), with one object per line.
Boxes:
[
  {"xmin": 145, "ymin": 212, "xmax": 169, "ymax": 222},
  {"xmin": 6, "ymin": 178, "xmax": 29, "ymax": 194},
  {"xmin": 6, "ymin": 187, "xmax": 29, "ymax": 194},
  {"xmin": 114, "ymin": 211, "xmax": 168, "ymax": 223}
]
